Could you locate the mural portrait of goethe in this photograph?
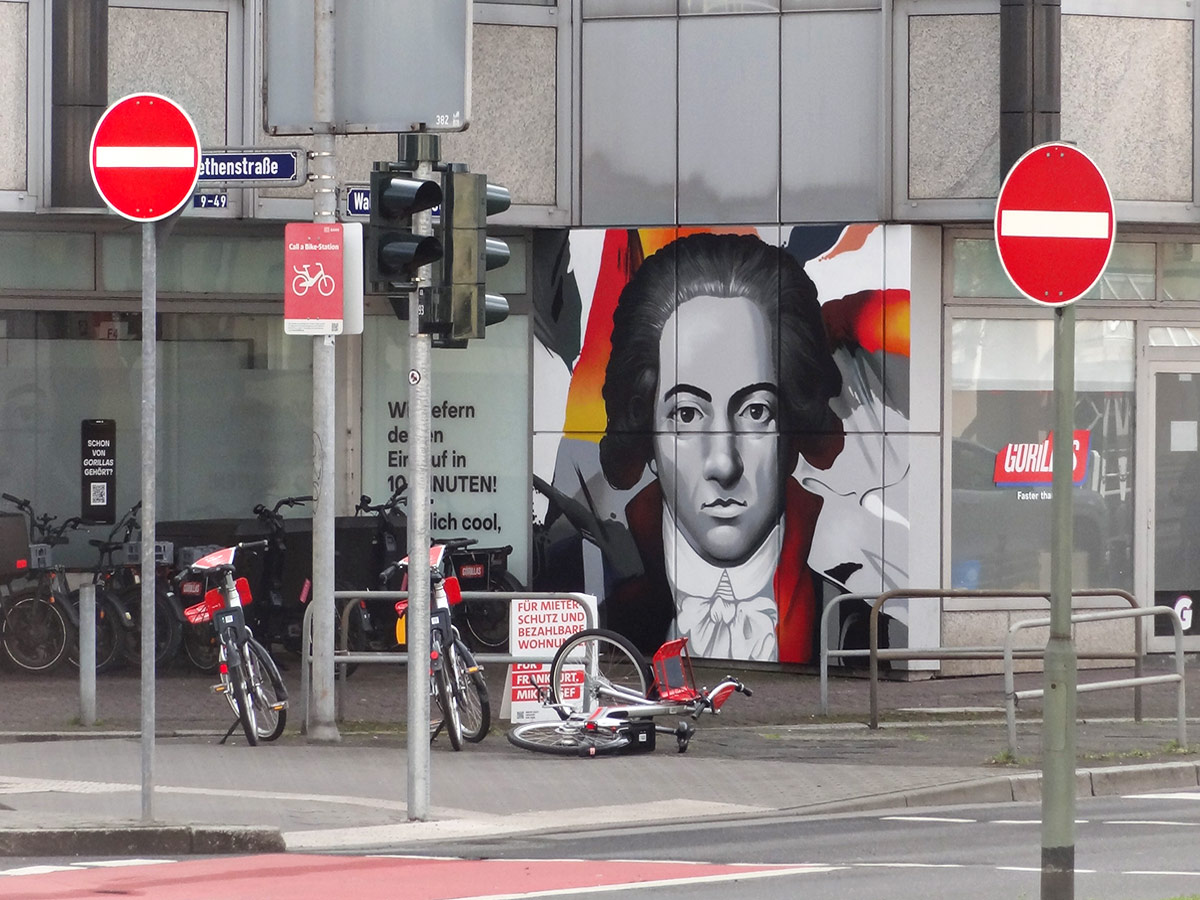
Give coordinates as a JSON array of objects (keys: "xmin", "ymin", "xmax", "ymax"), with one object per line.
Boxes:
[{"xmin": 597, "ymin": 232, "xmax": 846, "ymax": 664}]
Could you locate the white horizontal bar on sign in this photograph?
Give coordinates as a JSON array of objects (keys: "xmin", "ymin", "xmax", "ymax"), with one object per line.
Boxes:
[
  {"xmin": 999, "ymin": 209, "xmax": 1110, "ymax": 240},
  {"xmin": 95, "ymin": 146, "xmax": 196, "ymax": 168}
]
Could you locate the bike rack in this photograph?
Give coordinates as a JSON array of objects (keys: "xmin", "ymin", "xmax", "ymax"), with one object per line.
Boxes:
[
  {"xmin": 819, "ymin": 588, "xmax": 1146, "ymax": 726},
  {"xmin": 298, "ymin": 590, "xmax": 598, "ymax": 729},
  {"xmin": 1004, "ymin": 605, "xmax": 1187, "ymax": 755}
]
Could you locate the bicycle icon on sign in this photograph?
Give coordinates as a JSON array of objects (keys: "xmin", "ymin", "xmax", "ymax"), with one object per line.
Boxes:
[{"xmin": 291, "ymin": 263, "xmax": 336, "ymax": 297}]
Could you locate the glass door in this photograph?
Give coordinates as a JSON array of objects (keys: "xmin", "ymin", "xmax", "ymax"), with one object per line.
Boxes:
[{"xmin": 1144, "ymin": 359, "xmax": 1200, "ymax": 651}]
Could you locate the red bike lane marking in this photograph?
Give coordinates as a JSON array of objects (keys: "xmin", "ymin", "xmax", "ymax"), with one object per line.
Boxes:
[{"xmin": 0, "ymin": 853, "xmax": 834, "ymax": 899}]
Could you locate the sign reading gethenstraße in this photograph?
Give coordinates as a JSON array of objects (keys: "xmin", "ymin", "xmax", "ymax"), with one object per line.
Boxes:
[{"xmin": 198, "ymin": 149, "xmax": 308, "ymax": 187}]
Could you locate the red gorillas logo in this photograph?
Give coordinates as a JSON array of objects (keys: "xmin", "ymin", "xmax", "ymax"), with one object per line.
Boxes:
[{"xmin": 992, "ymin": 430, "xmax": 1091, "ymax": 486}]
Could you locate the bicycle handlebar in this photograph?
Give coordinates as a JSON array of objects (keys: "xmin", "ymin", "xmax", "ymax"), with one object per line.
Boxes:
[{"xmin": 356, "ymin": 480, "xmax": 408, "ymax": 516}]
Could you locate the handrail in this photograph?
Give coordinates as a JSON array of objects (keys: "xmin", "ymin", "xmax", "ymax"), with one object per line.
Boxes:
[
  {"xmin": 298, "ymin": 590, "xmax": 598, "ymax": 731},
  {"xmin": 867, "ymin": 588, "xmax": 1139, "ymax": 728},
  {"xmin": 818, "ymin": 592, "xmax": 876, "ymax": 714},
  {"xmin": 1003, "ymin": 605, "xmax": 1186, "ymax": 755}
]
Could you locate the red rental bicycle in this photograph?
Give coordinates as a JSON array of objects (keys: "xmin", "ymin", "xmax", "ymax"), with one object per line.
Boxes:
[
  {"xmin": 506, "ymin": 629, "xmax": 752, "ymax": 756},
  {"xmin": 177, "ymin": 541, "xmax": 288, "ymax": 745}
]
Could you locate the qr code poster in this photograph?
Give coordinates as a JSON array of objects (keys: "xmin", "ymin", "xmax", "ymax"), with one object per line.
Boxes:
[{"xmin": 81, "ymin": 419, "xmax": 116, "ymax": 524}]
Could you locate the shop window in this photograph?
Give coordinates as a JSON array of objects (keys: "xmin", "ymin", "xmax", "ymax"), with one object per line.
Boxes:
[
  {"xmin": 0, "ymin": 232, "xmax": 95, "ymax": 291},
  {"xmin": 1162, "ymin": 243, "xmax": 1200, "ymax": 301},
  {"xmin": 949, "ymin": 317, "xmax": 1134, "ymax": 592},
  {"xmin": 952, "ymin": 238, "xmax": 1154, "ymax": 301},
  {"xmin": 0, "ymin": 312, "xmax": 311, "ymax": 564}
]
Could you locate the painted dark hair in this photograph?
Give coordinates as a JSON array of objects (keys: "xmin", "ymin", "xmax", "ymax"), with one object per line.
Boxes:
[{"xmin": 599, "ymin": 232, "xmax": 843, "ymax": 491}]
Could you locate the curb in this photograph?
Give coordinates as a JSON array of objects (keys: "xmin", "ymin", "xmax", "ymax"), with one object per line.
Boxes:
[{"xmin": 0, "ymin": 825, "xmax": 285, "ymax": 857}]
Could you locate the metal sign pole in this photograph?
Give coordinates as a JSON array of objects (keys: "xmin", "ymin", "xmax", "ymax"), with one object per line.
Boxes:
[
  {"xmin": 1042, "ymin": 302, "xmax": 1078, "ymax": 899},
  {"xmin": 140, "ymin": 221, "xmax": 157, "ymax": 823},
  {"xmin": 307, "ymin": 0, "xmax": 340, "ymax": 743},
  {"xmin": 405, "ymin": 134, "xmax": 438, "ymax": 821}
]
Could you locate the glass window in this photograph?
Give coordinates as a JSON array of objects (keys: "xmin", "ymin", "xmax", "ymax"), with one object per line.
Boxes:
[
  {"xmin": 1084, "ymin": 243, "xmax": 1155, "ymax": 301},
  {"xmin": 949, "ymin": 318, "xmax": 1134, "ymax": 592},
  {"xmin": 361, "ymin": 315, "xmax": 531, "ymax": 583},
  {"xmin": 0, "ymin": 232, "xmax": 95, "ymax": 291},
  {"xmin": 100, "ymin": 233, "xmax": 285, "ymax": 295},
  {"xmin": 953, "ymin": 239, "xmax": 1155, "ymax": 301},
  {"xmin": 1162, "ymin": 243, "xmax": 1200, "ymax": 301},
  {"xmin": 0, "ymin": 312, "xmax": 311, "ymax": 565}
]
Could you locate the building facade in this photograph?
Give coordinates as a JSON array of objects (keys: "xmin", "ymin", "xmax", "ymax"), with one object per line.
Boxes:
[{"xmin": 2, "ymin": 0, "xmax": 1198, "ymax": 668}]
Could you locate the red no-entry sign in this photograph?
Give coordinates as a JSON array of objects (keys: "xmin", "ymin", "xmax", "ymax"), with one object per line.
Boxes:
[
  {"xmin": 89, "ymin": 93, "xmax": 201, "ymax": 222},
  {"xmin": 994, "ymin": 143, "xmax": 1115, "ymax": 307}
]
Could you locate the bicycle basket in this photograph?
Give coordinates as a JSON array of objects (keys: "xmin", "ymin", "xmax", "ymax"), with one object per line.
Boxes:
[
  {"xmin": 184, "ymin": 576, "xmax": 253, "ymax": 624},
  {"xmin": 652, "ymin": 638, "xmax": 701, "ymax": 703}
]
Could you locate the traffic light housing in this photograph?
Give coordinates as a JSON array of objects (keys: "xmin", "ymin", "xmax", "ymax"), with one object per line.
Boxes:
[
  {"xmin": 432, "ymin": 169, "xmax": 511, "ymax": 347},
  {"xmin": 365, "ymin": 162, "xmax": 443, "ymax": 295}
]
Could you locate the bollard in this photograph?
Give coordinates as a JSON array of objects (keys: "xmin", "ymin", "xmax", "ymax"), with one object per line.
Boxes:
[{"xmin": 79, "ymin": 583, "xmax": 96, "ymax": 726}]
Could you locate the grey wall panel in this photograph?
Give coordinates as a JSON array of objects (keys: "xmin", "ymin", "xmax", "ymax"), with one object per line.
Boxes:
[
  {"xmin": 678, "ymin": 14, "xmax": 779, "ymax": 224},
  {"xmin": 1063, "ymin": 14, "xmax": 1192, "ymax": 203},
  {"xmin": 907, "ymin": 13, "xmax": 998, "ymax": 200},
  {"xmin": 0, "ymin": 2, "xmax": 27, "ymax": 192},
  {"xmin": 781, "ymin": 10, "xmax": 882, "ymax": 221},
  {"xmin": 582, "ymin": 18, "xmax": 677, "ymax": 225},
  {"xmin": 442, "ymin": 24, "xmax": 558, "ymax": 207},
  {"xmin": 109, "ymin": 6, "xmax": 228, "ymax": 147}
]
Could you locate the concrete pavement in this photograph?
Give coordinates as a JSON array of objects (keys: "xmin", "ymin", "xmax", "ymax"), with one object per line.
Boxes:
[{"xmin": 1, "ymin": 654, "xmax": 1198, "ymax": 855}]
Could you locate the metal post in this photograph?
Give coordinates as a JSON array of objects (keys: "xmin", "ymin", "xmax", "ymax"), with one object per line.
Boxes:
[
  {"xmin": 307, "ymin": 0, "xmax": 340, "ymax": 743},
  {"xmin": 1042, "ymin": 303, "xmax": 1077, "ymax": 900},
  {"xmin": 405, "ymin": 132, "xmax": 439, "ymax": 822},
  {"xmin": 79, "ymin": 583, "xmax": 95, "ymax": 726},
  {"xmin": 140, "ymin": 221, "xmax": 157, "ymax": 822}
]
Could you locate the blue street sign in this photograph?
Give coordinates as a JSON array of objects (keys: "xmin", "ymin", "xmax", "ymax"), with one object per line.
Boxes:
[
  {"xmin": 198, "ymin": 149, "xmax": 308, "ymax": 187},
  {"xmin": 343, "ymin": 184, "xmax": 371, "ymax": 217}
]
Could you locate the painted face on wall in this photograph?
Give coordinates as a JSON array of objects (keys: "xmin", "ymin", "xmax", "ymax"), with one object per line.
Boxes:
[{"xmin": 652, "ymin": 294, "xmax": 782, "ymax": 567}]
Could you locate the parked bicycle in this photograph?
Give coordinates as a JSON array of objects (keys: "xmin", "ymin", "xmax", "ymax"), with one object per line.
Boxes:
[
  {"xmin": 506, "ymin": 629, "xmax": 751, "ymax": 756},
  {"xmin": 249, "ymin": 494, "xmax": 315, "ymax": 655},
  {"xmin": 0, "ymin": 493, "xmax": 81, "ymax": 673},
  {"xmin": 67, "ymin": 501, "xmax": 144, "ymax": 674},
  {"xmin": 177, "ymin": 541, "xmax": 288, "ymax": 745},
  {"xmin": 386, "ymin": 542, "xmax": 490, "ymax": 750}
]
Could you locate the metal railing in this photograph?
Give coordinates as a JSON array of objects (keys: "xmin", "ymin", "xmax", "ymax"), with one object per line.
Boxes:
[
  {"xmin": 298, "ymin": 590, "xmax": 598, "ymax": 727},
  {"xmin": 1004, "ymin": 605, "xmax": 1187, "ymax": 755},
  {"xmin": 819, "ymin": 588, "xmax": 1142, "ymax": 726}
]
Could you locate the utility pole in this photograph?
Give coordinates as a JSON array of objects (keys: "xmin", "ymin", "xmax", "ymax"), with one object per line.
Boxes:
[
  {"xmin": 1001, "ymin": 3, "xmax": 1073, "ymax": 897},
  {"xmin": 402, "ymin": 132, "xmax": 438, "ymax": 821},
  {"xmin": 307, "ymin": 0, "xmax": 339, "ymax": 743}
]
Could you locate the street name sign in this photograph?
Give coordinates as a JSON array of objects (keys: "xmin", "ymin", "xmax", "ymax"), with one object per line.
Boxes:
[
  {"xmin": 994, "ymin": 142, "xmax": 1115, "ymax": 307},
  {"xmin": 198, "ymin": 148, "xmax": 308, "ymax": 187},
  {"xmin": 89, "ymin": 93, "xmax": 201, "ymax": 222}
]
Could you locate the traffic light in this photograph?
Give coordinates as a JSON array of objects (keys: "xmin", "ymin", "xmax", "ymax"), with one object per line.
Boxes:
[
  {"xmin": 432, "ymin": 168, "xmax": 511, "ymax": 347},
  {"xmin": 365, "ymin": 162, "xmax": 443, "ymax": 296}
]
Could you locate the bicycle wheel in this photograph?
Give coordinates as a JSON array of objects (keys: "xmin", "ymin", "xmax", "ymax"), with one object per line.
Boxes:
[
  {"xmin": 183, "ymin": 620, "xmax": 220, "ymax": 673},
  {"xmin": 67, "ymin": 589, "xmax": 125, "ymax": 674},
  {"xmin": 433, "ymin": 651, "xmax": 463, "ymax": 750},
  {"xmin": 451, "ymin": 638, "xmax": 490, "ymax": 742},
  {"xmin": 245, "ymin": 637, "xmax": 287, "ymax": 742},
  {"xmin": 550, "ymin": 628, "xmax": 651, "ymax": 712},
  {"xmin": 1, "ymin": 588, "xmax": 69, "ymax": 673},
  {"xmin": 459, "ymin": 571, "xmax": 519, "ymax": 652},
  {"xmin": 231, "ymin": 646, "xmax": 258, "ymax": 746},
  {"xmin": 120, "ymin": 584, "xmax": 182, "ymax": 670},
  {"xmin": 507, "ymin": 720, "xmax": 629, "ymax": 757}
]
